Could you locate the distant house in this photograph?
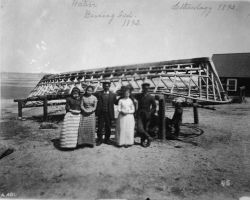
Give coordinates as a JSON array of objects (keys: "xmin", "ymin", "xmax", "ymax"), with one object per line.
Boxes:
[{"xmin": 212, "ymin": 53, "xmax": 250, "ymax": 98}]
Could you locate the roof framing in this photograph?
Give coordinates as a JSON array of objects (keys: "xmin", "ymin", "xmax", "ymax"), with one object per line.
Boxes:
[{"xmin": 26, "ymin": 57, "xmax": 230, "ymax": 104}]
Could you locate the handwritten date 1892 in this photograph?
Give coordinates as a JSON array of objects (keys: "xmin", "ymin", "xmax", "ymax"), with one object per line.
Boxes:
[
  {"xmin": 122, "ymin": 19, "xmax": 140, "ymax": 27},
  {"xmin": 217, "ymin": 3, "xmax": 236, "ymax": 11}
]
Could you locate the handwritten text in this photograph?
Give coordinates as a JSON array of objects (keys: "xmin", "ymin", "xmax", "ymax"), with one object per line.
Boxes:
[{"xmin": 172, "ymin": 1, "xmax": 237, "ymax": 17}]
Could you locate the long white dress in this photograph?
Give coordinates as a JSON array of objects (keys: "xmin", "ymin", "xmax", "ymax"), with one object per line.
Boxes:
[{"xmin": 116, "ymin": 98, "xmax": 135, "ymax": 146}]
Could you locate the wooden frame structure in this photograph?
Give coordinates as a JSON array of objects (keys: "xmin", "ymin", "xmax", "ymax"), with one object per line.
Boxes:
[{"xmin": 14, "ymin": 57, "xmax": 230, "ymax": 124}]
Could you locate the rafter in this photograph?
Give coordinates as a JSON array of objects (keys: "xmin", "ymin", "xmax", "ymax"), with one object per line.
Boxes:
[{"xmin": 25, "ymin": 57, "xmax": 229, "ymax": 105}]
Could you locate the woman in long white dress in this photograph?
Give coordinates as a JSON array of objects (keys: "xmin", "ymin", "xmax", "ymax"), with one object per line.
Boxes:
[{"xmin": 116, "ymin": 86, "xmax": 136, "ymax": 147}]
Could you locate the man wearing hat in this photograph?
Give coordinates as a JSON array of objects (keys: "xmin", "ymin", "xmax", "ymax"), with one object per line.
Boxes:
[
  {"xmin": 95, "ymin": 80, "xmax": 117, "ymax": 145},
  {"xmin": 136, "ymin": 81, "xmax": 156, "ymax": 147}
]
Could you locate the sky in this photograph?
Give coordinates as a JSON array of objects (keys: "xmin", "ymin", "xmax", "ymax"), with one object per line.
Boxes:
[{"xmin": 1, "ymin": 0, "xmax": 250, "ymax": 73}]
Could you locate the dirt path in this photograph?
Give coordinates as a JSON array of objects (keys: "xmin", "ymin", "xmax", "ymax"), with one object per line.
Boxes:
[{"xmin": 0, "ymin": 100, "xmax": 250, "ymax": 199}]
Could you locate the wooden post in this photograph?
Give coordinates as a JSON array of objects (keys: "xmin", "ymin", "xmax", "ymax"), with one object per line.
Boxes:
[
  {"xmin": 43, "ymin": 96, "xmax": 48, "ymax": 121},
  {"xmin": 158, "ymin": 95, "xmax": 166, "ymax": 140},
  {"xmin": 193, "ymin": 99, "xmax": 199, "ymax": 124},
  {"xmin": 240, "ymin": 86, "xmax": 246, "ymax": 103},
  {"xmin": 18, "ymin": 101, "xmax": 22, "ymax": 119}
]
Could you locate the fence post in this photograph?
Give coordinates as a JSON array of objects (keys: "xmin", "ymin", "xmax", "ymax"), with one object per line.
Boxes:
[
  {"xmin": 18, "ymin": 101, "xmax": 22, "ymax": 119},
  {"xmin": 43, "ymin": 96, "xmax": 48, "ymax": 121},
  {"xmin": 193, "ymin": 99, "xmax": 199, "ymax": 124},
  {"xmin": 158, "ymin": 95, "xmax": 166, "ymax": 140}
]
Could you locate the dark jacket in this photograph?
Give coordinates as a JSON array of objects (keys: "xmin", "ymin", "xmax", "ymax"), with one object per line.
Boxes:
[
  {"xmin": 137, "ymin": 93, "xmax": 156, "ymax": 114},
  {"xmin": 95, "ymin": 91, "xmax": 117, "ymax": 120},
  {"xmin": 172, "ymin": 107, "xmax": 183, "ymax": 124},
  {"xmin": 65, "ymin": 97, "xmax": 81, "ymax": 112}
]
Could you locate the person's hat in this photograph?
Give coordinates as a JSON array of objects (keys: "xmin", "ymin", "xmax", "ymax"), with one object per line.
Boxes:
[
  {"xmin": 173, "ymin": 97, "xmax": 185, "ymax": 103},
  {"xmin": 141, "ymin": 80, "xmax": 151, "ymax": 87}
]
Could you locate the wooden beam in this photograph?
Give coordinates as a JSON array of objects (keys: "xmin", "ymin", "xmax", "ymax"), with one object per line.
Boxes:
[
  {"xmin": 14, "ymin": 98, "xmax": 27, "ymax": 102},
  {"xmin": 199, "ymin": 69, "xmax": 202, "ymax": 98},
  {"xmin": 188, "ymin": 69, "xmax": 193, "ymax": 97},
  {"xmin": 211, "ymin": 72, "xmax": 216, "ymax": 101},
  {"xmin": 206, "ymin": 64, "xmax": 209, "ymax": 100},
  {"xmin": 215, "ymin": 80, "xmax": 222, "ymax": 101},
  {"xmin": 24, "ymin": 102, "xmax": 66, "ymax": 108},
  {"xmin": 158, "ymin": 95, "xmax": 166, "ymax": 140},
  {"xmin": 193, "ymin": 99, "xmax": 199, "ymax": 124},
  {"xmin": 18, "ymin": 101, "xmax": 22, "ymax": 119}
]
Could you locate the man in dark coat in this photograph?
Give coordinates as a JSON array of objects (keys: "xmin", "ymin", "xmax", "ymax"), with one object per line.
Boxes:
[
  {"xmin": 137, "ymin": 81, "xmax": 156, "ymax": 147},
  {"xmin": 95, "ymin": 80, "xmax": 117, "ymax": 146}
]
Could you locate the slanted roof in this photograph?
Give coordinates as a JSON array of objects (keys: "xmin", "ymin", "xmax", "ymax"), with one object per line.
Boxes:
[
  {"xmin": 25, "ymin": 57, "xmax": 231, "ymax": 103},
  {"xmin": 212, "ymin": 53, "xmax": 250, "ymax": 78}
]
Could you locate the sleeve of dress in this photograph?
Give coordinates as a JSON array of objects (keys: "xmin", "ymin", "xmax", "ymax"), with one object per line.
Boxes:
[
  {"xmin": 65, "ymin": 98, "xmax": 70, "ymax": 112},
  {"xmin": 151, "ymin": 96, "xmax": 157, "ymax": 113},
  {"xmin": 80, "ymin": 97, "xmax": 89, "ymax": 113},
  {"xmin": 117, "ymin": 99, "xmax": 122, "ymax": 112},
  {"xmin": 134, "ymin": 99, "xmax": 138, "ymax": 112},
  {"xmin": 129, "ymin": 100, "xmax": 135, "ymax": 114},
  {"xmin": 92, "ymin": 96, "xmax": 98, "ymax": 111},
  {"xmin": 113, "ymin": 93, "xmax": 118, "ymax": 105}
]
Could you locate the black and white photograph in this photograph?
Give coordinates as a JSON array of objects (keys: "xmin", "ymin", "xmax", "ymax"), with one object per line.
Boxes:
[{"xmin": 1, "ymin": 0, "xmax": 250, "ymax": 199}]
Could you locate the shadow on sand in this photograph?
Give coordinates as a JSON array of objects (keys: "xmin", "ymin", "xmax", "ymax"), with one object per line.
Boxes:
[
  {"xmin": 51, "ymin": 138, "xmax": 96, "ymax": 151},
  {"xmin": 28, "ymin": 114, "xmax": 65, "ymax": 123},
  {"xmin": 51, "ymin": 138, "xmax": 74, "ymax": 151}
]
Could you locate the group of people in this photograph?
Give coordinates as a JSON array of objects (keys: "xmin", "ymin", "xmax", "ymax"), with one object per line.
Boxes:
[{"xmin": 60, "ymin": 80, "xmax": 183, "ymax": 150}]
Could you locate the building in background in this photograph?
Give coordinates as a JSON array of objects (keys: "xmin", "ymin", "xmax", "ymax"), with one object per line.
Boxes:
[{"xmin": 212, "ymin": 53, "xmax": 250, "ymax": 100}]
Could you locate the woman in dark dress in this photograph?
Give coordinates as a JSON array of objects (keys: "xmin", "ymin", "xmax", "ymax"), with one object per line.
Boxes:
[{"xmin": 78, "ymin": 86, "xmax": 98, "ymax": 147}]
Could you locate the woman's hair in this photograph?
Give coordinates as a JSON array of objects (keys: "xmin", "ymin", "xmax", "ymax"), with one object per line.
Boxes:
[
  {"xmin": 71, "ymin": 87, "xmax": 80, "ymax": 96},
  {"xmin": 120, "ymin": 86, "xmax": 129, "ymax": 97},
  {"xmin": 84, "ymin": 85, "xmax": 94, "ymax": 94},
  {"xmin": 120, "ymin": 85, "xmax": 133, "ymax": 97}
]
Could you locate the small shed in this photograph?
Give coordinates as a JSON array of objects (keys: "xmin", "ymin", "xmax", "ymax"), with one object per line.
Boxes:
[{"xmin": 212, "ymin": 53, "xmax": 250, "ymax": 99}]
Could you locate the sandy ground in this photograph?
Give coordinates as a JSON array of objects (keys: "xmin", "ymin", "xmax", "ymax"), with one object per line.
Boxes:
[{"xmin": 0, "ymin": 99, "xmax": 250, "ymax": 200}]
